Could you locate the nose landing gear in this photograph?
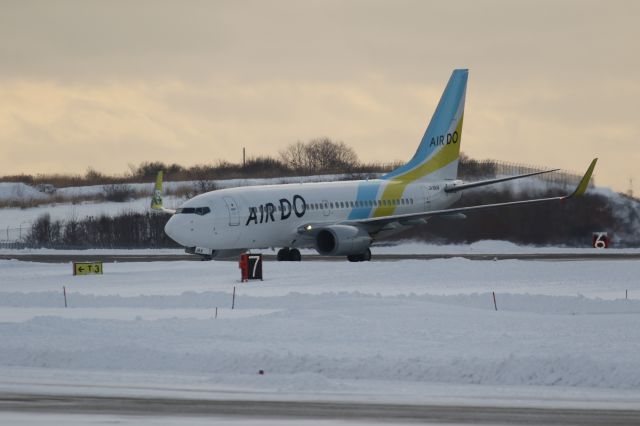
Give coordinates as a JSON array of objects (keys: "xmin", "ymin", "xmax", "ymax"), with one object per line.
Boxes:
[{"xmin": 276, "ymin": 247, "xmax": 302, "ymax": 261}]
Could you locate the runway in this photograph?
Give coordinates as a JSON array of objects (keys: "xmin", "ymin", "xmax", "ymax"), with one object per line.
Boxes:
[
  {"xmin": 1, "ymin": 252, "xmax": 639, "ymax": 263},
  {"xmin": 0, "ymin": 393, "xmax": 639, "ymax": 425}
]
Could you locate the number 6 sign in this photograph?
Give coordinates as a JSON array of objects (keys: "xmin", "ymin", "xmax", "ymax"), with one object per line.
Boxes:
[{"xmin": 592, "ymin": 232, "xmax": 610, "ymax": 249}]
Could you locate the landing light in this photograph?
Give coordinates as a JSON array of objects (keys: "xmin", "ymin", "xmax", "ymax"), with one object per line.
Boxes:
[{"xmin": 306, "ymin": 225, "xmax": 313, "ymax": 231}]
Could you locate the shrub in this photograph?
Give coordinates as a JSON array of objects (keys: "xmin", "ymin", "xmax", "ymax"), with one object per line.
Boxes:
[{"xmin": 103, "ymin": 184, "xmax": 135, "ymax": 202}]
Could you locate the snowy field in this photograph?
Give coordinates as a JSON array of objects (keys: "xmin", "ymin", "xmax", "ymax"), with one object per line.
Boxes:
[{"xmin": 2, "ymin": 255, "xmax": 640, "ymax": 420}]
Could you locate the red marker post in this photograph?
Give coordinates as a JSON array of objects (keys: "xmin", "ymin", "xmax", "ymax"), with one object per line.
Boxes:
[{"xmin": 239, "ymin": 255, "xmax": 249, "ymax": 282}]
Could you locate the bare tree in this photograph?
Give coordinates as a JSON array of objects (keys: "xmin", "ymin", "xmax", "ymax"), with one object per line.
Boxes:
[
  {"xmin": 279, "ymin": 141, "xmax": 308, "ymax": 172},
  {"xmin": 280, "ymin": 138, "xmax": 359, "ymax": 173}
]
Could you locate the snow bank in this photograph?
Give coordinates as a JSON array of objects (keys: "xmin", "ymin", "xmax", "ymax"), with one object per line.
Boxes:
[{"xmin": 0, "ymin": 182, "xmax": 48, "ymax": 201}]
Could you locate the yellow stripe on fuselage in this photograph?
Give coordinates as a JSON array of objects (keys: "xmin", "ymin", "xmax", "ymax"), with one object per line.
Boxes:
[{"xmin": 373, "ymin": 115, "xmax": 463, "ymax": 217}]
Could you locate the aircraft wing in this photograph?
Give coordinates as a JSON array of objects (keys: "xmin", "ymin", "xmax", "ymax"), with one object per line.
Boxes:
[
  {"xmin": 347, "ymin": 159, "xmax": 597, "ymax": 229},
  {"xmin": 444, "ymin": 168, "xmax": 559, "ymax": 193}
]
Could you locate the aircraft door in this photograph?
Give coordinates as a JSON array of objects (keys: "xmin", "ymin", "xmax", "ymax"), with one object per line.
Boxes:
[
  {"xmin": 223, "ymin": 196, "xmax": 240, "ymax": 226},
  {"xmin": 423, "ymin": 186, "xmax": 432, "ymax": 211}
]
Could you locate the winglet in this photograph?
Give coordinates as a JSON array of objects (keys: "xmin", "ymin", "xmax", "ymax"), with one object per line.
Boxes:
[
  {"xmin": 151, "ymin": 171, "xmax": 165, "ymax": 211},
  {"xmin": 568, "ymin": 158, "xmax": 598, "ymax": 198}
]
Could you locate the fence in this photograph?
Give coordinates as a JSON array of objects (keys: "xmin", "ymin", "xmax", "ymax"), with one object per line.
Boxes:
[
  {"xmin": 460, "ymin": 159, "xmax": 593, "ymax": 188},
  {"xmin": 0, "ymin": 225, "xmax": 30, "ymax": 244}
]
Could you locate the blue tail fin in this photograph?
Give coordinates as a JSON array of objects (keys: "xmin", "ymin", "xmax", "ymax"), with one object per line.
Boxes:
[{"xmin": 383, "ymin": 69, "xmax": 468, "ymax": 183}]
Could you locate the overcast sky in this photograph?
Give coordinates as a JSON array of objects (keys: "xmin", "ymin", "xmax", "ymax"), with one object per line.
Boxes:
[{"xmin": 0, "ymin": 0, "xmax": 638, "ymax": 191}]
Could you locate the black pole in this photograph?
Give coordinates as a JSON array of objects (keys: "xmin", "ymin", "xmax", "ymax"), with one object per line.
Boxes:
[{"xmin": 232, "ymin": 286, "xmax": 236, "ymax": 310}]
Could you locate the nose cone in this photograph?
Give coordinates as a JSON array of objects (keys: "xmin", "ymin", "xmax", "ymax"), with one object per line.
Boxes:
[{"xmin": 164, "ymin": 215, "xmax": 185, "ymax": 246}]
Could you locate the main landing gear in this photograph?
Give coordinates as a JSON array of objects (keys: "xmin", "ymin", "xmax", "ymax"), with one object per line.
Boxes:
[
  {"xmin": 277, "ymin": 247, "xmax": 302, "ymax": 261},
  {"xmin": 277, "ymin": 247, "xmax": 372, "ymax": 262},
  {"xmin": 347, "ymin": 248, "xmax": 372, "ymax": 263}
]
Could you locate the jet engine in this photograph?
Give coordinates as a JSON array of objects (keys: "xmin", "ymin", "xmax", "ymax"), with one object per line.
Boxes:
[{"xmin": 315, "ymin": 225, "xmax": 372, "ymax": 256}]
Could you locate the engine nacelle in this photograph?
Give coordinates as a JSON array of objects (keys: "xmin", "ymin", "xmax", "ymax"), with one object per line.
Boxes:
[{"xmin": 315, "ymin": 225, "xmax": 372, "ymax": 256}]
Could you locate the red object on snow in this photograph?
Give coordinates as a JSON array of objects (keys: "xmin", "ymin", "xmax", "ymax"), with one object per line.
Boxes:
[{"xmin": 239, "ymin": 254, "xmax": 249, "ymax": 281}]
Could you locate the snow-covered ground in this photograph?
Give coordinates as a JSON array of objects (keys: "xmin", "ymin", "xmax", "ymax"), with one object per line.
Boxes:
[
  {"xmin": 1, "ymin": 256, "xmax": 640, "ymax": 413},
  {"xmin": 0, "ymin": 196, "xmax": 183, "ymax": 231}
]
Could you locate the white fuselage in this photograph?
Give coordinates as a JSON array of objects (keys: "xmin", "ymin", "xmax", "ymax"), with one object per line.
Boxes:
[{"xmin": 164, "ymin": 178, "xmax": 462, "ymax": 250}]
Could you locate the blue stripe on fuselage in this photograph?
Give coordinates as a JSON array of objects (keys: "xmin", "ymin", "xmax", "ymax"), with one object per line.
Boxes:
[{"xmin": 347, "ymin": 180, "xmax": 382, "ymax": 220}]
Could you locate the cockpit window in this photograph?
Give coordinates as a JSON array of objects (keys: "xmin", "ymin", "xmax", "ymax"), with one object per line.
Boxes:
[{"xmin": 176, "ymin": 207, "xmax": 211, "ymax": 215}]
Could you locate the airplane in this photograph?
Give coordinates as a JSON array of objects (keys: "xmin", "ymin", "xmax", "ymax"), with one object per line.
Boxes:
[{"xmin": 152, "ymin": 69, "xmax": 597, "ymax": 261}]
